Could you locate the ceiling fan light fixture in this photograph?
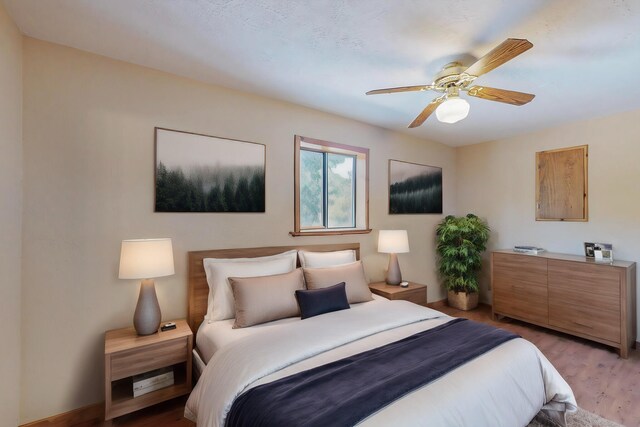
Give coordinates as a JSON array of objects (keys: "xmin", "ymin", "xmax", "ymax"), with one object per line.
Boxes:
[
  {"xmin": 366, "ymin": 39, "xmax": 534, "ymax": 128},
  {"xmin": 435, "ymin": 97, "xmax": 470, "ymax": 124}
]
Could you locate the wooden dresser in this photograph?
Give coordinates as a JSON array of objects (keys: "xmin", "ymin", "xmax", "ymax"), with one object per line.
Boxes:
[{"xmin": 492, "ymin": 250, "xmax": 636, "ymax": 358}]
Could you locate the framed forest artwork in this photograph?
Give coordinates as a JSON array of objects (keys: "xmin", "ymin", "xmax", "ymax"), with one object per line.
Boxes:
[
  {"xmin": 389, "ymin": 159, "xmax": 442, "ymax": 214},
  {"xmin": 154, "ymin": 128, "xmax": 265, "ymax": 212}
]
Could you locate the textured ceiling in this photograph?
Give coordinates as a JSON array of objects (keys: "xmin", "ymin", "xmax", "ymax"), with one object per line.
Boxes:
[{"xmin": 4, "ymin": 0, "xmax": 640, "ymax": 146}]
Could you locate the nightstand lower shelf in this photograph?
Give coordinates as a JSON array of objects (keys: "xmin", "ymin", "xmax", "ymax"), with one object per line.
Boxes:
[
  {"xmin": 109, "ymin": 362, "xmax": 189, "ymax": 419},
  {"xmin": 110, "ymin": 384, "xmax": 191, "ymax": 419}
]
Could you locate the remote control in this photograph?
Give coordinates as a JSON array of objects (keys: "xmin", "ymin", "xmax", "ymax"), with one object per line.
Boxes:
[
  {"xmin": 161, "ymin": 322, "xmax": 176, "ymax": 332},
  {"xmin": 399, "ymin": 281, "xmax": 409, "ymax": 287}
]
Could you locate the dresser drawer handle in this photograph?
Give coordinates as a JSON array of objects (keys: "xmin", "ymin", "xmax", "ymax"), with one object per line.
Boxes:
[{"xmin": 572, "ymin": 321, "xmax": 593, "ymax": 329}]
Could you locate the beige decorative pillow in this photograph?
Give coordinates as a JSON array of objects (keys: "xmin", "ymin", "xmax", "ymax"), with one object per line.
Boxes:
[
  {"xmin": 303, "ymin": 261, "xmax": 373, "ymax": 304},
  {"xmin": 229, "ymin": 268, "xmax": 305, "ymax": 328}
]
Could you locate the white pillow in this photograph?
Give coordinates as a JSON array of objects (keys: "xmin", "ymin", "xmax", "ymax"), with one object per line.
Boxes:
[
  {"xmin": 298, "ymin": 250, "xmax": 356, "ymax": 268},
  {"xmin": 203, "ymin": 250, "xmax": 297, "ymax": 321}
]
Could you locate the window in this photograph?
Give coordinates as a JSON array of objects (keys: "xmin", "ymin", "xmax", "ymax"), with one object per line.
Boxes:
[{"xmin": 292, "ymin": 136, "xmax": 370, "ymax": 236}]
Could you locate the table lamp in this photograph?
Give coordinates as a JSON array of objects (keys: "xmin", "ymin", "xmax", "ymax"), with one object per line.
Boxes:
[
  {"xmin": 378, "ymin": 230, "xmax": 410, "ymax": 285},
  {"xmin": 119, "ymin": 238, "xmax": 175, "ymax": 335}
]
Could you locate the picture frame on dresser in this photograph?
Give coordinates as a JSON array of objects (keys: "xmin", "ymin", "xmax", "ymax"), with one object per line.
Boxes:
[
  {"xmin": 594, "ymin": 243, "xmax": 614, "ymax": 263},
  {"xmin": 584, "ymin": 242, "xmax": 596, "ymax": 257}
]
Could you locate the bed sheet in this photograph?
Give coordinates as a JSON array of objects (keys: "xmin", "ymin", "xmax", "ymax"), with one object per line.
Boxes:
[
  {"xmin": 186, "ymin": 298, "xmax": 577, "ymax": 427},
  {"xmin": 196, "ymin": 294, "xmax": 387, "ymax": 363}
]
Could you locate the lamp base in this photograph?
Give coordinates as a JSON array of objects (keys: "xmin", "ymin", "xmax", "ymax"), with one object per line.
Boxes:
[
  {"xmin": 385, "ymin": 253, "xmax": 402, "ymax": 285},
  {"xmin": 134, "ymin": 279, "xmax": 161, "ymax": 335}
]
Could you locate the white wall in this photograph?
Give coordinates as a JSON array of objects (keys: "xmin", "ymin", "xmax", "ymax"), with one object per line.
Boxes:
[
  {"xmin": 0, "ymin": 3, "xmax": 22, "ymax": 426},
  {"xmin": 20, "ymin": 38, "xmax": 455, "ymax": 423},
  {"xmin": 456, "ymin": 109, "xmax": 640, "ymax": 333}
]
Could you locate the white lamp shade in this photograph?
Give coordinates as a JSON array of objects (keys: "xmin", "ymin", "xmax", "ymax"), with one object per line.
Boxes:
[
  {"xmin": 119, "ymin": 238, "xmax": 175, "ymax": 279},
  {"xmin": 436, "ymin": 97, "xmax": 470, "ymax": 124},
  {"xmin": 378, "ymin": 230, "xmax": 410, "ymax": 254}
]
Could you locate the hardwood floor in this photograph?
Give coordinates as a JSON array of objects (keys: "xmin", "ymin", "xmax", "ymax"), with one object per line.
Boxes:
[
  {"xmin": 438, "ymin": 304, "xmax": 640, "ymax": 427},
  {"xmin": 110, "ymin": 397, "xmax": 193, "ymax": 427},
  {"xmin": 67, "ymin": 304, "xmax": 638, "ymax": 427}
]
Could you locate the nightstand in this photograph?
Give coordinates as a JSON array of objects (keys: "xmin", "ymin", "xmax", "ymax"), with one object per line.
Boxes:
[
  {"xmin": 369, "ymin": 281, "xmax": 427, "ymax": 306},
  {"xmin": 104, "ymin": 319, "xmax": 193, "ymax": 421}
]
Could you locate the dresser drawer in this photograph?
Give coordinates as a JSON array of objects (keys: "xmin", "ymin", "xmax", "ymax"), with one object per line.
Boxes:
[
  {"xmin": 492, "ymin": 253, "xmax": 548, "ymax": 324},
  {"xmin": 493, "ymin": 252, "xmax": 547, "ymax": 286},
  {"xmin": 493, "ymin": 277, "xmax": 548, "ymax": 324},
  {"xmin": 548, "ymin": 260, "xmax": 620, "ymax": 305},
  {"xmin": 549, "ymin": 300, "xmax": 620, "ymax": 343},
  {"xmin": 547, "ymin": 259, "xmax": 621, "ymax": 343},
  {"xmin": 110, "ymin": 337, "xmax": 188, "ymax": 381}
]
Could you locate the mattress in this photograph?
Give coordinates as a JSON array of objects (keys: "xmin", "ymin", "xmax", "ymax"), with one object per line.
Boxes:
[
  {"xmin": 196, "ymin": 294, "xmax": 387, "ymax": 364},
  {"xmin": 186, "ymin": 298, "xmax": 577, "ymax": 427}
]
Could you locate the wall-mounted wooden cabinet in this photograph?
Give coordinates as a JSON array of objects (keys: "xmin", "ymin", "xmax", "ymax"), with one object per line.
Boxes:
[
  {"xmin": 492, "ymin": 250, "xmax": 636, "ymax": 358},
  {"xmin": 536, "ymin": 145, "xmax": 588, "ymax": 221}
]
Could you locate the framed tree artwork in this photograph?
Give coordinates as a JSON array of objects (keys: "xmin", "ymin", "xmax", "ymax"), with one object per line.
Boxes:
[
  {"xmin": 154, "ymin": 128, "xmax": 265, "ymax": 212},
  {"xmin": 389, "ymin": 159, "xmax": 442, "ymax": 214}
]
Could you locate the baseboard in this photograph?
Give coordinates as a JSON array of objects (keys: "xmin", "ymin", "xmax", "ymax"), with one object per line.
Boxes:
[
  {"xmin": 20, "ymin": 403, "xmax": 103, "ymax": 427},
  {"xmin": 426, "ymin": 298, "xmax": 447, "ymax": 309}
]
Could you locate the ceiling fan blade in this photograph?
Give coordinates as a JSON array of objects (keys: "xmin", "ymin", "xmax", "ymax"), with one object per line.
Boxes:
[
  {"xmin": 366, "ymin": 85, "xmax": 433, "ymax": 95},
  {"xmin": 467, "ymin": 86, "xmax": 535, "ymax": 106},
  {"xmin": 408, "ymin": 97, "xmax": 444, "ymax": 128},
  {"xmin": 463, "ymin": 38, "xmax": 533, "ymax": 78}
]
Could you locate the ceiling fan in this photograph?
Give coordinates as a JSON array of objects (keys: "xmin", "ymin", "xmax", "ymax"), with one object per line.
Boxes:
[{"xmin": 366, "ymin": 38, "xmax": 535, "ymax": 127}]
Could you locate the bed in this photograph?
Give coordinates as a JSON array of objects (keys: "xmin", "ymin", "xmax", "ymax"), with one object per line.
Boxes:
[{"xmin": 184, "ymin": 243, "xmax": 577, "ymax": 427}]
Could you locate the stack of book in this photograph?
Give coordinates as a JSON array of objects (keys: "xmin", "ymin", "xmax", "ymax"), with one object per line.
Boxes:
[
  {"xmin": 133, "ymin": 367, "xmax": 174, "ymax": 398},
  {"xmin": 513, "ymin": 246, "xmax": 546, "ymax": 255}
]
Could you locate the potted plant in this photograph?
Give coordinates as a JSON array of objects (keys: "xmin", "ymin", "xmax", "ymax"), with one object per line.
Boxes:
[{"xmin": 436, "ymin": 214, "xmax": 490, "ymax": 311}]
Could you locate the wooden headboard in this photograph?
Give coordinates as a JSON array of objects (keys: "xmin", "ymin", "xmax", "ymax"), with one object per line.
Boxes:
[{"xmin": 187, "ymin": 243, "xmax": 360, "ymax": 334}]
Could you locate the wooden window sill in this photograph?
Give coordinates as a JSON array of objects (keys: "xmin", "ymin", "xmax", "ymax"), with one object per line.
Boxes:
[{"xmin": 289, "ymin": 229, "xmax": 372, "ymax": 237}]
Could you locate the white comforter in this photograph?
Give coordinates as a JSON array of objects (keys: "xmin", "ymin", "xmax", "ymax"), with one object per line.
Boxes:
[{"xmin": 186, "ymin": 299, "xmax": 576, "ymax": 427}]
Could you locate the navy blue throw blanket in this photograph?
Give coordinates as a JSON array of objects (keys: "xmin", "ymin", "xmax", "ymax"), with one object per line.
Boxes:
[{"xmin": 226, "ymin": 318, "xmax": 519, "ymax": 427}]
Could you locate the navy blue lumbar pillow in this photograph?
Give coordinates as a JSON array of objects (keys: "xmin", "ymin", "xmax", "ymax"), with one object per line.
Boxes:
[{"xmin": 295, "ymin": 282, "xmax": 350, "ymax": 319}]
